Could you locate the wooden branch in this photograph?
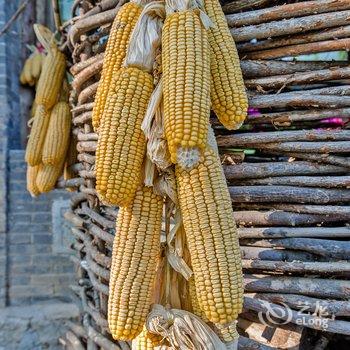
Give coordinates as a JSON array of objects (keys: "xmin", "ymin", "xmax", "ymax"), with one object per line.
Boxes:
[
  {"xmin": 233, "ymin": 175, "xmax": 350, "ymax": 188},
  {"xmin": 244, "ymin": 275, "xmax": 350, "ymax": 299},
  {"xmin": 240, "ymin": 60, "xmax": 346, "ymax": 79},
  {"xmin": 229, "ymin": 185, "xmax": 350, "ymax": 204},
  {"xmin": 248, "ymin": 85, "xmax": 350, "ymax": 98},
  {"xmin": 75, "ymin": 206, "xmax": 114, "ymax": 229},
  {"xmin": 72, "ymin": 60, "xmax": 103, "ymax": 92},
  {"xmin": 245, "ymin": 67, "xmax": 350, "ymax": 90},
  {"xmin": 78, "ymin": 82, "xmax": 99, "ymax": 105},
  {"xmin": 241, "ymin": 246, "xmax": 317, "ymax": 262},
  {"xmin": 73, "ymin": 111, "xmax": 92, "ymax": 125},
  {"xmin": 249, "ymin": 92, "xmax": 350, "ymax": 109},
  {"xmin": 0, "ymin": 0, "xmax": 32, "ymax": 37},
  {"xmin": 269, "ymin": 204, "xmax": 350, "ymax": 216},
  {"xmin": 77, "ymin": 141, "xmax": 97, "ymax": 153},
  {"xmin": 238, "ymin": 226, "xmax": 350, "ymax": 239},
  {"xmin": 77, "ymin": 153, "xmax": 96, "ymax": 164},
  {"xmin": 222, "ymin": 0, "xmax": 273, "ymax": 14},
  {"xmin": 72, "ymin": 103, "xmax": 94, "ymax": 115},
  {"xmin": 242, "ymin": 238, "xmax": 350, "ymax": 259},
  {"xmin": 249, "ymin": 293, "xmax": 350, "ymax": 317},
  {"xmin": 77, "ymin": 132, "xmax": 98, "ymax": 141},
  {"xmin": 86, "ymin": 255, "xmax": 110, "ymax": 280},
  {"xmin": 245, "ymin": 38, "xmax": 350, "ymax": 60},
  {"xmin": 226, "ymin": 0, "xmax": 350, "ymax": 27},
  {"xmin": 230, "ymin": 10, "xmax": 350, "ymax": 42},
  {"xmin": 233, "ymin": 210, "xmax": 346, "ymax": 227},
  {"xmin": 223, "ymin": 161, "xmax": 348, "ymax": 180},
  {"xmin": 68, "ymin": 8, "xmax": 118, "ymax": 46},
  {"xmin": 256, "ymin": 141, "xmax": 350, "ymax": 153},
  {"xmin": 87, "ymin": 223, "xmax": 114, "ymax": 245},
  {"xmin": 64, "ymin": 211, "xmax": 85, "ymax": 228},
  {"xmin": 247, "ymin": 108, "xmax": 350, "ymax": 124},
  {"xmin": 81, "ymin": 0, "xmax": 121, "ymax": 18},
  {"xmin": 242, "ymin": 260, "xmax": 350, "ymax": 275},
  {"xmin": 217, "ymin": 130, "xmax": 350, "ymax": 147},
  {"xmin": 239, "ymin": 25, "xmax": 350, "ymax": 53},
  {"xmin": 71, "ymin": 53, "xmax": 104, "ymax": 76},
  {"xmin": 268, "ymin": 152, "xmax": 350, "ymax": 169},
  {"xmin": 243, "ymin": 297, "xmax": 350, "ymax": 335}
]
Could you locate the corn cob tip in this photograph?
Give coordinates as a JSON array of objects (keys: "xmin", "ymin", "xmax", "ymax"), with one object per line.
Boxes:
[{"xmin": 176, "ymin": 147, "xmax": 200, "ymax": 170}]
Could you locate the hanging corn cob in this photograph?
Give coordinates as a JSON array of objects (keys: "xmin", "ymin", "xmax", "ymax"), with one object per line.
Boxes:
[
  {"xmin": 204, "ymin": 0, "xmax": 248, "ymax": 130},
  {"xmin": 162, "ymin": 0, "xmax": 211, "ymax": 169},
  {"xmin": 176, "ymin": 144, "xmax": 243, "ymax": 328},
  {"xmin": 25, "ymin": 105, "xmax": 51, "ymax": 166},
  {"xmin": 95, "ymin": 3, "xmax": 163, "ymax": 206},
  {"xmin": 42, "ymin": 102, "xmax": 71, "ymax": 166},
  {"xmin": 35, "ymin": 44, "xmax": 66, "ymax": 109},
  {"xmin": 26, "ymin": 165, "xmax": 40, "ymax": 197},
  {"xmin": 92, "ymin": 0, "xmax": 143, "ymax": 131},
  {"xmin": 36, "ymin": 161, "xmax": 64, "ymax": 193},
  {"xmin": 108, "ymin": 186, "xmax": 163, "ymax": 340},
  {"xmin": 20, "ymin": 54, "xmax": 35, "ymax": 86}
]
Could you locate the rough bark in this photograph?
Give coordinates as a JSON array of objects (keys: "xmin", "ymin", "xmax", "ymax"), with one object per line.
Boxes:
[
  {"xmin": 223, "ymin": 162, "xmax": 348, "ymax": 180},
  {"xmin": 229, "ymin": 185, "xmax": 350, "ymax": 204},
  {"xmin": 226, "ymin": 0, "xmax": 350, "ymax": 27},
  {"xmin": 217, "ymin": 130, "xmax": 350, "ymax": 147},
  {"xmin": 230, "ymin": 10, "xmax": 350, "ymax": 42},
  {"xmin": 245, "ymin": 38, "xmax": 350, "ymax": 60},
  {"xmin": 233, "ymin": 210, "xmax": 347, "ymax": 227},
  {"xmin": 233, "ymin": 175, "xmax": 350, "ymax": 188},
  {"xmin": 238, "ymin": 226, "xmax": 350, "ymax": 239}
]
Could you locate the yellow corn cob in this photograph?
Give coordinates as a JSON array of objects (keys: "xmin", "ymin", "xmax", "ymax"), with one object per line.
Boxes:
[
  {"xmin": 204, "ymin": 0, "xmax": 248, "ymax": 130},
  {"xmin": 31, "ymin": 52, "xmax": 44, "ymax": 81},
  {"xmin": 35, "ymin": 45, "xmax": 66, "ymax": 109},
  {"xmin": 176, "ymin": 147, "xmax": 243, "ymax": 324},
  {"xmin": 92, "ymin": 1, "xmax": 142, "ymax": 131},
  {"xmin": 132, "ymin": 326, "xmax": 163, "ymax": 349},
  {"xmin": 20, "ymin": 56, "xmax": 34, "ymax": 85},
  {"xmin": 162, "ymin": 9, "xmax": 211, "ymax": 168},
  {"xmin": 96, "ymin": 67, "xmax": 153, "ymax": 206},
  {"xmin": 26, "ymin": 165, "xmax": 41, "ymax": 197},
  {"xmin": 42, "ymin": 102, "xmax": 71, "ymax": 166},
  {"xmin": 108, "ymin": 186, "xmax": 163, "ymax": 341},
  {"xmin": 25, "ymin": 105, "xmax": 51, "ymax": 166},
  {"xmin": 36, "ymin": 161, "xmax": 63, "ymax": 193}
]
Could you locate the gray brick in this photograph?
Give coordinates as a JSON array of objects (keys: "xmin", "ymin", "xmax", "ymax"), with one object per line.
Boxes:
[
  {"xmin": 8, "ymin": 254, "xmax": 31, "ymax": 265},
  {"xmin": 10, "ymin": 264, "xmax": 49, "ymax": 275},
  {"xmin": 9, "ymin": 224, "xmax": 50, "ymax": 233},
  {"xmin": 8, "ymin": 213, "xmax": 31, "ymax": 222},
  {"xmin": 32, "ymin": 234, "xmax": 52, "ymax": 244},
  {"xmin": 9, "ymin": 275, "xmax": 30, "ymax": 286},
  {"xmin": 32, "ymin": 213, "xmax": 51, "ymax": 222},
  {"xmin": 33, "ymin": 244, "xmax": 52, "ymax": 254},
  {"xmin": 8, "ymin": 234, "xmax": 31, "ymax": 245}
]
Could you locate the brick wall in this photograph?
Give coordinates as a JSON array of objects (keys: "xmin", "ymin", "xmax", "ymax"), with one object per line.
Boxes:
[
  {"xmin": 7, "ymin": 151, "xmax": 75, "ymax": 306},
  {"xmin": 0, "ymin": 0, "xmax": 9, "ymax": 308}
]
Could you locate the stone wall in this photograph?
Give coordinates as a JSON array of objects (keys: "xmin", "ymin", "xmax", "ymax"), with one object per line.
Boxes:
[{"xmin": 7, "ymin": 150, "xmax": 75, "ymax": 306}]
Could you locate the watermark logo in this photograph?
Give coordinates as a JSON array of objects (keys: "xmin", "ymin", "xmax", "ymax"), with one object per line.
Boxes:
[{"xmin": 258, "ymin": 300, "xmax": 335, "ymax": 329}]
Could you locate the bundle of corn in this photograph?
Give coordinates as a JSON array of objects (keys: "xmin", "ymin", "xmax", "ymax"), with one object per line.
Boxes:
[
  {"xmin": 61, "ymin": 0, "xmax": 350, "ymax": 349},
  {"xmin": 24, "ymin": 26, "xmax": 73, "ymax": 196}
]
